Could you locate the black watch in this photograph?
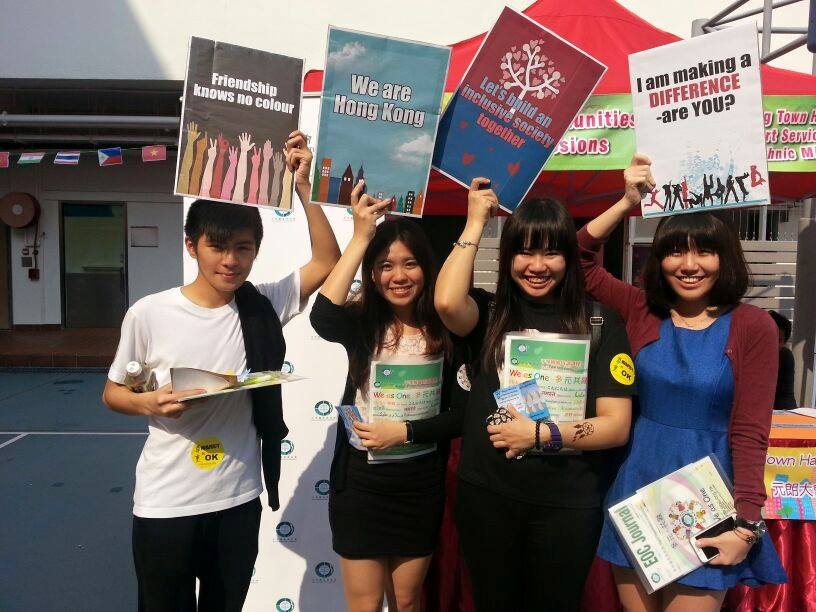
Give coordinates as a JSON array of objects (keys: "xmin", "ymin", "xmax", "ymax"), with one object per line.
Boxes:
[
  {"xmin": 735, "ymin": 517, "xmax": 767, "ymax": 543},
  {"xmin": 403, "ymin": 420, "xmax": 414, "ymax": 445}
]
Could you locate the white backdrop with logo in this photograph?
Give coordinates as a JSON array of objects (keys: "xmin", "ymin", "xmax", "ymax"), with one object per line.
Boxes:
[{"xmin": 183, "ymin": 96, "xmax": 360, "ymax": 611}]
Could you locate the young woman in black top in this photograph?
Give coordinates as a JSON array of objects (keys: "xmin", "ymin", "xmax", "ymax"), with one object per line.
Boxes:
[
  {"xmin": 434, "ymin": 179, "xmax": 636, "ymax": 612},
  {"xmin": 310, "ymin": 180, "xmax": 467, "ymax": 612}
]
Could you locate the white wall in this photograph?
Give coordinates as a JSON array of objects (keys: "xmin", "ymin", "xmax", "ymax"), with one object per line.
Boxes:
[
  {"xmin": 127, "ymin": 202, "xmax": 183, "ymax": 304},
  {"xmin": 1, "ymin": 0, "xmax": 811, "ymax": 80},
  {"xmin": 1, "ymin": 158, "xmax": 183, "ymax": 325}
]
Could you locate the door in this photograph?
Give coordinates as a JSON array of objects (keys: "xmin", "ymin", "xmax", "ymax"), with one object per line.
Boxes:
[
  {"xmin": 62, "ymin": 203, "xmax": 127, "ymax": 328},
  {"xmin": 0, "ymin": 225, "xmax": 9, "ymax": 329}
]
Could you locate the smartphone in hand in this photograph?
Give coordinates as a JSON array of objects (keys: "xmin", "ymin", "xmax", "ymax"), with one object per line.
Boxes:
[{"xmin": 693, "ymin": 515, "xmax": 736, "ymax": 563}]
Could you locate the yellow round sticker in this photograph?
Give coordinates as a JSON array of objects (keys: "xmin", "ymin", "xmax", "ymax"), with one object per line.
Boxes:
[
  {"xmin": 610, "ymin": 353, "xmax": 635, "ymax": 386},
  {"xmin": 191, "ymin": 437, "xmax": 225, "ymax": 471}
]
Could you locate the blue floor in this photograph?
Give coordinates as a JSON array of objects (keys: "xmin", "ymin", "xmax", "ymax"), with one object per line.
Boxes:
[{"xmin": 0, "ymin": 372, "xmax": 145, "ymax": 611}]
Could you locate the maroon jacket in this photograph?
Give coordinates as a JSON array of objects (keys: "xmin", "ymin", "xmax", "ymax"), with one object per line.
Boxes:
[{"xmin": 578, "ymin": 226, "xmax": 777, "ymax": 521}]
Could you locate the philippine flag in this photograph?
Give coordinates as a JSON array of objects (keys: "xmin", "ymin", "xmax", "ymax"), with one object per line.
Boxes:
[
  {"xmin": 98, "ymin": 147, "xmax": 123, "ymax": 166},
  {"xmin": 54, "ymin": 151, "xmax": 81, "ymax": 165}
]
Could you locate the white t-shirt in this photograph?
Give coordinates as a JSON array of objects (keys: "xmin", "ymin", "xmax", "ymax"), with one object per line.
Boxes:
[{"xmin": 108, "ymin": 273, "xmax": 302, "ymax": 518}]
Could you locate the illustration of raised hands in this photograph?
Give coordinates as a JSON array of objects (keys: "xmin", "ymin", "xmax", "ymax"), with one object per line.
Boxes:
[
  {"xmin": 247, "ymin": 146, "xmax": 261, "ymax": 204},
  {"xmin": 198, "ymin": 137, "xmax": 218, "ymax": 197},
  {"xmin": 258, "ymin": 140, "xmax": 273, "ymax": 206},
  {"xmin": 269, "ymin": 151, "xmax": 284, "ymax": 206},
  {"xmin": 232, "ymin": 133, "xmax": 254, "ymax": 203},
  {"xmin": 189, "ymin": 130, "xmax": 208, "ymax": 195},
  {"xmin": 220, "ymin": 146, "xmax": 239, "ymax": 201},
  {"xmin": 238, "ymin": 132, "xmax": 254, "ymax": 153},
  {"xmin": 210, "ymin": 133, "xmax": 229, "ymax": 198},
  {"xmin": 177, "ymin": 121, "xmax": 201, "ymax": 193}
]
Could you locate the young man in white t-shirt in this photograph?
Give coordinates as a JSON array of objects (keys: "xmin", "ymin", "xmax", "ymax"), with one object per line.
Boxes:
[{"xmin": 103, "ymin": 131, "xmax": 339, "ymax": 611}]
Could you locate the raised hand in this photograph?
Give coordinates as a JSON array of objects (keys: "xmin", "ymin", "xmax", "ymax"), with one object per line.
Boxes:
[
  {"xmin": 269, "ymin": 151, "xmax": 284, "ymax": 206},
  {"xmin": 351, "ymin": 179, "xmax": 393, "ymax": 242},
  {"xmin": 623, "ymin": 154, "xmax": 655, "ymax": 209},
  {"xmin": 247, "ymin": 146, "xmax": 261, "ymax": 204},
  {"xmin": 210, "ymin": 133, "xmax": 229, "ymax": 198},
  {"xmin": 466, "ymin": 177, "xmax": 499, "ymax": 231},
  {"xmin": 283, "ymin": 130, "xmax": 313, "ymax": 188},
  {"xmin": 177, "ymin": 121, "xmax": 201, "ymax": 194},
  {"xmin": 188, "ymin": 130, "xmax": 209, "ymax": 195},
  {"xmin": 232, "ymin": 133, "xmax": 254, "ymax": 203},
  {"xmin": 220, "ymin": 146, "xmax": 239, "ymax": 201},
  {"xmin": 198, "ymin": 137, "xmax": 218, "ymax": 197},
  {"xmin": 258, "ymin": 140, "xmax": 273, "ymax": 206},
  {"xmin": 238, "ymin": 131, "xmax": 254, "ymax": 153}
]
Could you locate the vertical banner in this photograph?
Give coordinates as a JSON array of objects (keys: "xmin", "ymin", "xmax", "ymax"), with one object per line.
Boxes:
[
  {"xmin": 312, "ymin": 27, "xmax": 450, "ymax": 217},
  {"xmin": 629, "ymin": 24, "xmax": 769, "ymax": 218},
  {"xmin": 764, "ymin": 447, "xmax": 816, "ymax": 520},
  {"xmin": 432, "ymin": 7, "xmax": 606, "ymax": 212},
  {"xmin": 175, "ymin": 37, "xmax": 303, "ymax": 211}
]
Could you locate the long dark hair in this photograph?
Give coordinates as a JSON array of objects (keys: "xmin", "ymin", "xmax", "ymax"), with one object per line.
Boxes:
[
  {"xmin": 346, "ymin": 219, "xmax": 451, "ymax": 392},
  {"xmin": 482, "ymin": 198, "xmax": 587, "ymax": 372},
  {"xmin": 642, "ymin": 212, "xmax": 749, "ymax": 317}
]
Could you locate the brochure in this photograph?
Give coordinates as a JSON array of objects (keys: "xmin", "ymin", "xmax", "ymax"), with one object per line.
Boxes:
[{"xmin": 171, "ymin": 367, "xmax": 304, "ymax": 402}]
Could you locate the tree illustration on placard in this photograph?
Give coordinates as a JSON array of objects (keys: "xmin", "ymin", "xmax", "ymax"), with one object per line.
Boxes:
[{"xmin": 500, "ymin": 39, "xmax": 566, "ymax": 107}]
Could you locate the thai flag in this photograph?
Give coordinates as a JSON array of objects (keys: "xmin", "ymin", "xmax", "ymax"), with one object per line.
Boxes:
[
  {"xmin": 98, "ymin": 147, "xmax": 123, "ymax": 166},
  {"xmin": 54, "ymin": 151, "xmax": 80, "ymax": 165}
]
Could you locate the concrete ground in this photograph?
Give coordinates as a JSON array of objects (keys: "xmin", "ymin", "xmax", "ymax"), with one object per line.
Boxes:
[{"xmin": 0, "ymin": 370, "xmax": 145, "ymax": 611}]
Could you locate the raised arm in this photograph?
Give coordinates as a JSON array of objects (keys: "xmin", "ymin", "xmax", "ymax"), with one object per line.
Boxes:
[
  {"xmin": 435, "ymin": 178, "xmax": 498, "ymax": 337},
  {"xmin": 319, "ymin": 180, "xmax": 391, "ymax": 306},
  {"xmin": 284, "ymin": 130, "xmax": 342, "ymax": 301},
  {"xmin": 578, "ymin": 154, "xmax": 654, "ymax": 322}
]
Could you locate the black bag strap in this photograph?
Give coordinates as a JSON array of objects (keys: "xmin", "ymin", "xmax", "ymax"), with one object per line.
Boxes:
[{"xmin": 589, "ymin": 301, "xmax": 604, "ymax": 357}]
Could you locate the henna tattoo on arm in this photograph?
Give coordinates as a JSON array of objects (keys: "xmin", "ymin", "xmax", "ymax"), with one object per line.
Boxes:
[{"xmin": 572, "ymin": 421, "xmax": 595, "ymax": 442}]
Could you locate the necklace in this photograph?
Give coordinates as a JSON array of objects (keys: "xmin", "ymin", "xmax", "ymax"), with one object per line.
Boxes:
[{"xmin": 670, "ymin": 309, "xmax": 717, "ymax": 330}]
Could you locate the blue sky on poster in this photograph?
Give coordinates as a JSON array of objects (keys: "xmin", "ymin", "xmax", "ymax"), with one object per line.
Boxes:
[{"xmin": 317, "ymin": 28, "xmax": 449, "ymax": 201}]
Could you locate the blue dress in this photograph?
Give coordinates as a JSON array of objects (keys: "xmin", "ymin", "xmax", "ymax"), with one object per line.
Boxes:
[{"xmin": 597, "ymin": 313, "xmax": 787, "ymax": 589}]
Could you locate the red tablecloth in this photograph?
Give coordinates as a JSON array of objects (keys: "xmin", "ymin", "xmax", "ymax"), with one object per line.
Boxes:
[{"xmin": 424, "ymin": 437, "xmax": 816, "ymax": 612}]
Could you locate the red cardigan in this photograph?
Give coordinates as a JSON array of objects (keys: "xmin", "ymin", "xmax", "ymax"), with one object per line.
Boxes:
[{"xmin": 578, "ymin": 226, "xmax": 777, "ymax": 521}]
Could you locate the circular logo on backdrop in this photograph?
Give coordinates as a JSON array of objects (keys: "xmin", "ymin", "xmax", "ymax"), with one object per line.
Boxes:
[
  {"xmin": 190, "ymin": 437, "xmax": 225, "ymax": 470},
  {"xmin": 276, "ymin": 598, "xmax": 295, "ymax": 612},
  {"xmin": 314, "ymin": 401, "xmax": 333, "ymax": 417},
  {"xmin": 314, "ymin": 479, "xmax": 330, "ymax": 496},
  {"xmin": 609, "ymin": 353, "xmax": 635, "ymax": 386},
  {"xmin": 281, "ymin": 361, "xmax": 294, "ymax": 374},
  {"xmin": 280, "ymin": 439, "xmax": 294, "ymax": 456},
  {"xmin": 276, "ymin": 521, "xmax": 295, "ymax": 538},
  {"xmin": 315, "ymin": 562, "xmax": 334, "ymax": 578},
  {"xmin": 349, "ymin": 279, "xmax": 362, "ymax": 295}
]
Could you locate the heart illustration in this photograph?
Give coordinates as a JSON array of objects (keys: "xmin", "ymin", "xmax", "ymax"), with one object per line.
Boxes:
[
  {"xmin": 462, "ymin": 152, "xmax": 475, "ymax": 165},
  {"xmin": 507, "ymin": 162, "xmax": 520, "ymax": 176},
  {"xmin": 459, "ymin": 120, "xmax": 468, "ymax": 130},
  {"xmin": 532, "ymin": 77, "xmax": 542, "ymax": 86},
  {"xmin": 513, "ymin": 51, "xmax": 521, "ymax": 60}
]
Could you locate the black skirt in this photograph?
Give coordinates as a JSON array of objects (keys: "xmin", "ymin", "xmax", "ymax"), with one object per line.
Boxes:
[{"xmin": 329, "ymin": 448, "xmax": 445, "ymax": 558}]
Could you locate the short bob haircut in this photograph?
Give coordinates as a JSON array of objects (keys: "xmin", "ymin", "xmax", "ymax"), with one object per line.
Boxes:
[
  {"xmin": 184, "ymin": 199, "xmax": 263, "ymax": 250},
  {"xmin": 642, "ymin": 212, "xmax": 748, "ymax": 316}
]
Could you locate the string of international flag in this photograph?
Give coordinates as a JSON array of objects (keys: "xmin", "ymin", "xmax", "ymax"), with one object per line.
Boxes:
[{"xmin": 0, "ymin": 145, "xmax": 174, "ymax": 169}]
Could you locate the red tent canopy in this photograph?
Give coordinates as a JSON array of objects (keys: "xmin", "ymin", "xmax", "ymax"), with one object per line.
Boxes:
[{"xmin": 304, "ymin": 0, "xmax": 816, "ymax": 215}]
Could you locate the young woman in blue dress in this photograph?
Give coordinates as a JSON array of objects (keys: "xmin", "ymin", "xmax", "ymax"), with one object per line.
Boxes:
[{"xmin": 579, "ymin": 155, "xmax": 786, "ymax": 611}]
